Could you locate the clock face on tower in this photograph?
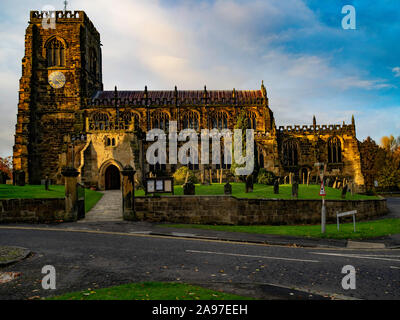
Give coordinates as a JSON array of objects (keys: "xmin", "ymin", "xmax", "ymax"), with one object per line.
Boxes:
[{"xmin": 48, "ymin": 71, "xmax": 66, "ymax": 89}]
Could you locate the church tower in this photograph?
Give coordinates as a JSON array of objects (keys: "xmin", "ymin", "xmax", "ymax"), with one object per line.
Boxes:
[{"xmin": 13, "ymin": 10, "xmax": 103, "ymax": 184}]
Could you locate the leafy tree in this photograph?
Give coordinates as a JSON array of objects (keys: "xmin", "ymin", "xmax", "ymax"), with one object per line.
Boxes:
[
  {"xmin": 172, "ymin": 166, "xmax": 198, "ymax": 185},
  {"xmin": 359, "ymin": 137, "xmax": 385, "ymax": 191},
  {"xmin": 0, "ymin": 156, "xmax": 12, "ymax": 179},
  {"xmin": 377, "ymin": 156, "xmax": 400, "ymax": 191},
  {"xmin": 257, "ymin": 169, "xmax": 276, "ymax": 185}
]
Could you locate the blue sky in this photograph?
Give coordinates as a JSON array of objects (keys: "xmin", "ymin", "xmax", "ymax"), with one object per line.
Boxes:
[{"xmin": 0, "ymin": 0, "xmax": 399, "ymax": 157}]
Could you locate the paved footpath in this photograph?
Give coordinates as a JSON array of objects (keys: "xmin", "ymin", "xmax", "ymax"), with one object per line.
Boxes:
[{"xmin": 83, "ymin": 190, "xmax": 122, "ymax": 222}]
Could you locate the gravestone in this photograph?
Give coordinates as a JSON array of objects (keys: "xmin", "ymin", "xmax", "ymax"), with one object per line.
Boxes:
[
  {"xmin": 224, "ymin": 182, "xmax": 232, "ymax": 195},
  {"xmin": 341, "ymin": 184, "xmax": 348, "ymax": 199},
  {"xmin": 284, "ymin": 176, "xmax": 288, "ymax": 184},
  {"xmin": 45, "ymin": 176, "xmax": 50, "ymax": 190},
  {"xmin": 245, "ymin": 175, "xmax": 253, "ymax": 193},
  {"xmin": 292, "ymin": 180, "xmax": 299, "ymax": 198},
  {"xmin": 183, "ymin": 181, "xmax": 195, "ymax": 195},
  {"xmin": 273, "ymin": 179, "xmax": 279, "ymax": 194}
]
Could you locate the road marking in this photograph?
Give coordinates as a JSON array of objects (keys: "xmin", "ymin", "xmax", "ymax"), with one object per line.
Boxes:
[
  {"xmin": 356, "ymin": 254, "xmax": 400, "ymax": 258},
  {"xmin": 311, "ymin": 252, "xmax": 400, "ymax": 263},
  {"xmin": 186, "ymin": 250, "xmax": 320, "ymax": 263},
  {"xmin": 128, "ymin": 231, "xmax": 151, "ymax": 234},
  {"xmin": 390, "ymin": 266, "xmax": 400, "ymax": 269}
]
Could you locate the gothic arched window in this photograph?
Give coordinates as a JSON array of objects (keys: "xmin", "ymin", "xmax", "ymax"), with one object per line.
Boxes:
[
  {"xmin": 46, "ymin": 38, "xmax": 65, "ymax": 67},
  {"xmin": 328, "ymin": 137, "xmax": 342, "ymax": 163},
  {"xmin": 152, "ymin": 111, "xmax": 169, "ymax": 131},
  {"xmin": 120, "ymin": 111, "xmax": 140, "ymax": 130},
  {"xmin": 211, "ymin": 111, "xmax": 228, "ymax": 130},
  {"xmin": 282, "ymin": 139, "xmax": 299, "ymax": 167},
  {"xmin": 247, "ymin": 111, "xmax": 257, "ymax": 130},
  {"xmin": 89, "ymin": 112, "xmax": 109, "ymax": 131},
  {"xmin": 182, "ymin": 111, "xmax": 199, "ymax": 131}
]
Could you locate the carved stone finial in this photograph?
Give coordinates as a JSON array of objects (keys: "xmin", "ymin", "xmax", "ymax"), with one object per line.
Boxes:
[
  {"xmin": 232, "ymin": 88, "xmax": 236, "ymax": 99},
  {"xmin": 351, "ymin": 114, "xmax": 355, "ymax": 126},
  {"xmin": 261, "ymin": 80, "xmax": 267, "ymax": 97},
  {"xmin": 313, "ymin": 115, "xmax": 316, "ymax": 127}
]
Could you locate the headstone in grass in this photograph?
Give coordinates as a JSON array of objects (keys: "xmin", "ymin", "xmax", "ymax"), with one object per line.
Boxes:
[
  {"xmin": 245, "ymin": 175, "xmax": 253, "ymax": 193},
  {"xmin": 183, "ymin": 181, "xmax": 195, "ymax": 195},
  {"xmin": 326, "ymin": 178, "xmax": 330, "ymax": 188},
  {"xmin": 341, "ymin": 184, "xmax": 348, "ymax": 199},
  {"xmin": 292, "ymin": 180, "xmax": 298, "ymax": 198},
  {"xmin": 284, "ymin": 175, "xmax": 288, "ymax": 184},
  {"xmin": 273, "ymin": 179, "xmax": 279, "ymax": 194},
  {"xmin": 45, "ymin": 176, "xmax": 49, "ymax": 190},
  {"xmin": 224, "ymin": 182, "xmax": 232, "ymax": 195}
]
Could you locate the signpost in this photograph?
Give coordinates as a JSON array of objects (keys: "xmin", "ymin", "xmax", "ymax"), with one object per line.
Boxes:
[{"xmin": 337, "ymin": 210, "xmax": 357, "ymax": 232}]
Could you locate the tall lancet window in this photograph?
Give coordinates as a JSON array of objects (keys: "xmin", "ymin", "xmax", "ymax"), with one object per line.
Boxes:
[
  {"xmin": 328, "ymin": 137, "xmax": 342, "ymax": 163},
  {"xmin": 46, "ymin": 38, "xmax": 65, "ymax": 67},
  {"xmin": 282, "ymin": 139, "xmax": 299, "ymax": 167}
]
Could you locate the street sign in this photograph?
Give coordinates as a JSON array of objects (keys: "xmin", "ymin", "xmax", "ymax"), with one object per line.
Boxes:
[{"xmin": 319, "ymin": 180, "xmax": 326, "ymax": 196}]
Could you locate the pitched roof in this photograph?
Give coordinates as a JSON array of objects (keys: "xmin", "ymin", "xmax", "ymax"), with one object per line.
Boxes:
[{"xmin": 88, "ymin": 89, "xmax": 265, "ymax": 107}]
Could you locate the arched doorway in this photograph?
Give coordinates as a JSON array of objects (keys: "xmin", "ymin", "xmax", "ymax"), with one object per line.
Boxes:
[{"xmin": 105, "ymin": 165, "xmax": 121, "ymax": 190}]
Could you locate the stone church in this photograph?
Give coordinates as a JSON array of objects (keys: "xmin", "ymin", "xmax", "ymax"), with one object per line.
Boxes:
[{"xmin": 12, "ymin": 10, "xmax": 365, "ymax": 191}]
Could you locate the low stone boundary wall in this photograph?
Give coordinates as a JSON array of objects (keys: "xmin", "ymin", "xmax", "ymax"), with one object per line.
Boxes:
[
  {"xmin": 0, "ymin": 198, "xmax": 68, "ymax": 223},
  {"xmin": 134, "ymin": 196, "xmax": 388, "ymax": 225}
]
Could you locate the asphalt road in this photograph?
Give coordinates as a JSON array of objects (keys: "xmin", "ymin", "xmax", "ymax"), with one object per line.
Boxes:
[{"xmin": 0, "ymin": 227, "xmax": 399, "ymax": 300}]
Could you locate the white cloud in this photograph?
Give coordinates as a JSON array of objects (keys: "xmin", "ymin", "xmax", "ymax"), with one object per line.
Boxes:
[
  {"xmin": 0, "ymin": 0, "xmax": 397, "ymax": 157},
  {"xmin": 392, "ymin": 67, "xmax": 400, "ymax": 77}
]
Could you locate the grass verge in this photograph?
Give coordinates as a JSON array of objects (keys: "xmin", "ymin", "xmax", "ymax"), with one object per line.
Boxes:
[
  {"xmin": 0, "ymin": 184, "xmax": 103, "ymax": 214},
  {"xmin": 164, "ymin": 218, "xmax": 400, "ymax": 240},
  {"xmin": 47, "ymin": 282, "xmax": 253, "ymax": 300},
  {"xmin": 135, "ymin": 183, "xmax": 378, "ymax": 200}
]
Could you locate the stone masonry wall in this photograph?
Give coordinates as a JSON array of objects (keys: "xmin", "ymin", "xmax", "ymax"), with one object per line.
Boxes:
[
  {"xmin": 134, "ymin": 196, "xmax": 387, "ymax": 225},
  {"xmin": 0, "ymin": 198, "xmax": 67, "ymax": 223}
]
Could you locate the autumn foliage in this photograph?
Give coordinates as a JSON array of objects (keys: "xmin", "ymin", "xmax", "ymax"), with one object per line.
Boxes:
[
  {"xmin": 360, "ymin": 135, "xmax": 400, "ymax": 192},
  {"xmin": 0, "ymin": 156, "xmax": 12, "ymax": 179}
]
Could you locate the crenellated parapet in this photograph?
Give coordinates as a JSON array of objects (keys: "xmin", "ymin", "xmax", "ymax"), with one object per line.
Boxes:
[
  {"xmin": 29, "ymin": 10, "xmax": 99, "ymax": 38},
  {"xmin": 277, "ymin": 123, "xmax": 356, "ymax": 136}
]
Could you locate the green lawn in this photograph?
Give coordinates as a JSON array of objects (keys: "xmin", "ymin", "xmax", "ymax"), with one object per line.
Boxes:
[
  {"xmin": 0, "ymin": 184, "xmax": 103, "ymax": 214},
  {"xmin": 165, "ymin": 218, "xmax": 400, "ymax": 240},
  {"xmin": 47, "ymin": 282, "xmax": 253, "ymax": 300},
  {"xmin": 136, "ymin": 183, "xmax": 378, "ymax": 200}
]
